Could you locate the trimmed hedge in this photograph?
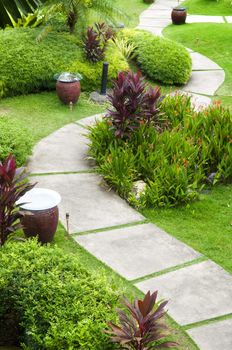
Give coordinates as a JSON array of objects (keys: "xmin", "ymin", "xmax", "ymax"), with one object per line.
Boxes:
[
  {"xmin": 0, "ymin": 117, "xmax": 32, "ymax": 165},
  {"xmin": 0, "ymin": 28, "xmax": 128, "ymax": 97},
  {"xmin": 0, "ymin": 239, "xmax": 119, "ymax": 349},
  {"xmin": 121, "ymin": 29, "xmax": 192, "ymax": 85}
]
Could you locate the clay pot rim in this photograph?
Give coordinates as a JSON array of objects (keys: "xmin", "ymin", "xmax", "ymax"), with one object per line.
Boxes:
[
  {"xmin": 172, "ymin": 6, "xmax": 187, "ymax": 11},
  {"xmin": 16, "ymin": 188, "xmax": 61, "ymax": 211}
]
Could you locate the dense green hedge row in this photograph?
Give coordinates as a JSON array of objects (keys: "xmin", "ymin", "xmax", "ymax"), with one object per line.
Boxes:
[
  {"xmin": 0, "ymin": 117, "xmax": 32, "ymax": 165},
  {"xmin": 88, "ymin": 96, "xmax": 232, "ymax": 208},
  {"xmin": 0, "ymin": 240, "xmax": 119, "ymax": 349},
  {"xmin": 121, "ymin": 29, "xmax": 192, "ymax": 85},
  {"xmin": 0, "ymin": 28, "xmax": 128, "ymax": 97}
]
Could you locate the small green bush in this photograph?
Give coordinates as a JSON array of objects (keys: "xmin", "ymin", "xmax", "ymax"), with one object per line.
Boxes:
[
  {"xmin": 0, "ymin": 239, "xmax": 119, "ymax": 349},
  {"xmin": 0, "ymin": 117, "xmax": 32, "ymax": 165},
  {"xmin": 120, "ymin": 29, "xmax": 192, "ymax": 85},
  {"xmin": 0, "ymin": 28, "xmax": 128, "ymax": 97},
  {"xmin": 88, "ymin": 96, "xmax": 232, "ymax": 208}
]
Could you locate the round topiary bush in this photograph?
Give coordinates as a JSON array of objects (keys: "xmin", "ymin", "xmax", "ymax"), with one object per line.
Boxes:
[
  {"xmin": 0, "ymin": 239, "xmax": 119, "ymax": 349},
  {"xmin": 121, "ymin": 29, "xmax": 192, "ymax": 85},
  {"xmin": 0, "ymin": 28, "xmax": 128, "ymax": 97}
]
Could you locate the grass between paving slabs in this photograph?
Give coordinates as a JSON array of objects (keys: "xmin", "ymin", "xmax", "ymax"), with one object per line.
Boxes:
[
  {"xmin": 163, "ymin": 23, "xmax": 232, "ymax": 99},
  {"xmin": 141, "ymin": 185, "xmax": 232, "ymax": 275},
  {"xmin": 182, "ymin": 0, "xmax": 232, "ymax": 16},
  {"xmin": 0, "ymin": 91, "xmax": 105, "ymax": 146},
  {"xmin": 53, "ymin": 223, "xmax": 200, "ymax": 350}
]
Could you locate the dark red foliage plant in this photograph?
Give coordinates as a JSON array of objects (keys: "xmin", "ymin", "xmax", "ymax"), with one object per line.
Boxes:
[
  {"xmin": 0, "ymin": 154, "xmax": 34, "ymax": 246},
  {"xmin": 107, "ymin": 71, "xmax": 161, "ymax": 139},
  {"xmin": 105, "ymin": 291, "xmax": 177, "ymax": 350},
  {"xmin": 84, "ymin": 22, "xmax": 115, "ymax": 63}
]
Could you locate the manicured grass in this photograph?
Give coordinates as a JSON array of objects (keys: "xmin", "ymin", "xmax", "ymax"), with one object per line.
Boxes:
[
  {"xmin": 115, "ymin": 0, "xmax": 149, "ymax": 27},
  {"xmin": 164, "ymin": 23, "xmax": 232, "ymax": 97},
  {"xmin": 183, "ymin": 0, "xmax": 232, "ymax": 15},
  {"xmin": 53, "ymin": 224, "xmax": 199, "ymax": 350},
  {"xmin": 0, "ymin": 91, "xmax": 105, "ymax": 146},
  {"xmin": 141, "ymin": 185, "xmax": 232, "ymax": 274}
]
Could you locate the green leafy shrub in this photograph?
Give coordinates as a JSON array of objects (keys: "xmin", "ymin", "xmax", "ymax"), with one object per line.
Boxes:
[
  {"xmin": 0, "ymin": 117, "xmax": 33, "ymax": 165},
  {"xmin": 88, "ymin": 95, "xmax": 232, "ymax": 208},
  {"xmin": 120, "ymin": 29, "xmax": 192, "ymax": 85},
  {"xmin": 0, "ymin": 28, "xmax": 128, "ymax": 97},
  {"xmin": 0, "ymin": 239, "xmax": 119, "ymax": 349}
]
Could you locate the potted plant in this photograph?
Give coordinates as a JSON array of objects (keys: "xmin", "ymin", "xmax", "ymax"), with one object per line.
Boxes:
[
  {"xmin": 54, "ymin": 72, "xmax": 82, "ymax": 105},
  {"xmin": 171, "ymin": 0, "xmax": 187, "ymax": 25},
  {"xmin": 17, "ymin": 188, "xmax": 61, "ymax": 244}
]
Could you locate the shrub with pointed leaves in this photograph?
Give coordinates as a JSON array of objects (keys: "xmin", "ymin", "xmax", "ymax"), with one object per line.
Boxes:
[
  {"xmin": 106, "ymin": 291, "xmax": 177, "ymax": 350},
  {"xmin": 0, "ymin": 154, "xmax": 34, "ymax": 246},
  {"xmin": 107, "ymin": 71, "xmax": 161, "ymax": 139},
  {"xmin": 84, "ymin": 22, "xmax": 115, "ymax": 63}
]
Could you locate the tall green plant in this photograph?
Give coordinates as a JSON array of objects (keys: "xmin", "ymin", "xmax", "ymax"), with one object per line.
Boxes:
[{"xmin": 0, "ymin": 0, "xmax": 44, "ymax": 27}]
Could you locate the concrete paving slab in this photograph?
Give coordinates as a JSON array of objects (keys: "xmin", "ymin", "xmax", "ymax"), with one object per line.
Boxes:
[
  {"xmin": 187, "ymin": 319, "xmax": 232, "ymax": 350},
  {"xmin": 187, "ymin": 15, "xmax": 224, "ymax": 23},
  {"xmin": 136, "ymin": 26, "xmax": 163, "ymax": 36},
  {"xmin": 77, "ymin": 113, "xmax": 104, "ymax": 127},
  {"xmin": 182, "ymin": 70, "xmax": 225, "ymax": 95},
  {"xmin": 31, "ymin": 173, "xmax": 144, "ymax": 234},
  {"xmin": 28, "ymin": 123, "xmax": 91, "ymax": 174},
  {"xmin": 136, "ymin": 260, "xmax": 232, "ymax": 325},
  {"xmin": 75, "ymin": 223, "xmax": 201, "ymax": 280},
  {"xmin": 191, "ymin": 52, "xmax": 222, "ymax": 71},
  {"xmin": 140, "ymin": 10, "xmax": 170, "ymax": 19},
  {"xmin": 226, "ymin": 16, "xmax": 232, "ymax": 23},
  {"xmin": 139, "ymin": 18, "xmax": 171, "ymax": 27}
]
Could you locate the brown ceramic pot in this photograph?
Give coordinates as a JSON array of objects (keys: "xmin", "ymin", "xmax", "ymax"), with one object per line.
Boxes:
[
  {"xmin": 21, "ymin": 206, "xmax": 59, "ymax": 244},
  {"xmin": 56, "ymin": 81, "xmax": 81, "ymax": 105},
  {"xmin": 171, "ymin": 7, "xmax": 187, "ymax": 25}
]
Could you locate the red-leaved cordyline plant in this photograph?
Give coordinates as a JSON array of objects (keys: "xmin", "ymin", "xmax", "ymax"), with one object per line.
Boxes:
[
  {"xmin": 105, "ymin": 291, "xmax": 177, "ymax": 350},
  {"xmin": 107, "ymin": 71, "xmax": 161, "ymax": 139},
  {"xmin": 84, "ymin": 22, "xmax": 114, "ymax": 63},
  {"xmin": 0, "ymin": 154, "xmax": 34, "ymax": 246}
]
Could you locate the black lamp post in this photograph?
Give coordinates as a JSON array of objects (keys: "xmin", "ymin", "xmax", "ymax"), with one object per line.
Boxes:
[{"xmin": 100, "ymin": 62, "xmax": 109, "ymax": 95}]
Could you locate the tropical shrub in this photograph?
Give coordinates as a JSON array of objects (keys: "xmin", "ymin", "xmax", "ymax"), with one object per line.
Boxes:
[
  {"xmin": 107, "ymin": 71, "xmax": 161, "ymax": 139},
  {"xmin": 0, "ymin": 117, "xmax": 33, "ymax": 165},
  {"xmin": 84, "ymin": 22, "xmax": 115, "ymax": 63},
  {"xmin": 0, "ymin": 239, "xmax": 120, "ymax": 349},
  {"xmin": 0, "ymin": 28, "xmax": 128, "ymax": 97},
  {"xmin": 88, "ymin": 95, "xmax": 232, "ymax": 208},
  {"xmin": 120, "ymin": 29, "xmax": 192, "ymax": 85},
  {"xmin": 0, "ymin": 154, "xmax": 34, "ymax": 247},
  {"xmin": 106, "ymin": 291, "xmax": 177, "ymax": 349}
]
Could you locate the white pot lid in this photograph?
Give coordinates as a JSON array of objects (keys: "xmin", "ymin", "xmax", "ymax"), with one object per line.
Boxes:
[{"xmin": 17, "ymin": 188, "xmax": 61, "ymax": 211}]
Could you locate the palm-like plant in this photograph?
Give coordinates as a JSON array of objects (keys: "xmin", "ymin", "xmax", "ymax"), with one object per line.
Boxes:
[
  {"xmin": 0, "ymin": 0, "xmax": 44, "ymax": 27},
  {"xmin": 43, "ymin": 0, "xmax": 123, "ymax": 34}
]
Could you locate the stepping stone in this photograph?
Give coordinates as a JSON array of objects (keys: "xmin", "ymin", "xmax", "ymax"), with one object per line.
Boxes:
[
  {"xmin": 187, "ymin": 15, "xmax": 224, "ymax": 23},
  {"xmin": 136, "ymin": 26, "xmax": 163, "ymax": 36},
  {"xmin": 75, "ymin": 223, "xmax": 201, "ymax": 280},
  {"xmin": 140, "ymin": 10, "xmax": 170, "ymax": 19},
  {"xmin": 136, "ymin": 260, "xmax": 232, "ymax": 325},
  {"xmin": 226, "ymin": 16, "xmax": 232, "ymax": 23},
  {"xmin": 191, "ymin": 52, "xmax": 222, "ymax": 71},
  {"xmin": 28, "ymin": 123, "xmax": 91, "ymax": 173},
  {"xmin": 187, "ymin": 319, "xmax": 232, "ymax": 350},
  {"xmin": 77, "ymin": 113, "xmax": 104, "ymax": 128},
  {"xmin": 182, "ymin": 70, "xmax": 225, "ymax": 95},
  {"xmin": 139, "ymin": 18, "xmax": 171, "ymax": 27},
  {"xmin": 31, "ymin": 173, "xmax": 144, "ymax": 234}
]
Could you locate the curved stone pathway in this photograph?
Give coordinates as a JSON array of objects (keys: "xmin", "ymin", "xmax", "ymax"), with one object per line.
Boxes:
[
  {"xmin": 138, "ymin": 0, "xmax": 226, "ymax": 108},
  {"xmin": 28, "ymin": 112, "xmax": 232, "ymax": 350}
]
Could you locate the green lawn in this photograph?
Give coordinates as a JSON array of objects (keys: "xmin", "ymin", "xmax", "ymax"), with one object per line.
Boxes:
[
  {"xmin": 164, "ymin": 23, "xmax": 232, "ymax": 98},
  {"xmin": 141, "ymin": 185, "xmax": 232, "ymax": 274},
  {"xmin": 0, "ymin": 92, "xmax": 105, "ymax": 146},
  {"xmin": 183, "ymin": 0, "xmax": 232, "ymax": 15}
]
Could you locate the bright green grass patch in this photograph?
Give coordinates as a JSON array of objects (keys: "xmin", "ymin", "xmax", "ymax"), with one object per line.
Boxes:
[
  {"xmin": 164, "ymin": 23, "xmax": 232, "ymax": 97},
  {"xmin": 141, "ymin": 185, "xmax": 232, "ymax": 274},
  {"xmin": 53, "ymin": 224, "xmax": 199, "ymax": 350},
  {"xmin": 183, "ymin": 0, "xmax": 232, "ymax": 15},
  {"xmin": 0, "ymin": 91, "xmax": 105, "ymax": 146},
  {"xmin": 114, "ymin": 0, "xmax": 149, "ymax": 27}
]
